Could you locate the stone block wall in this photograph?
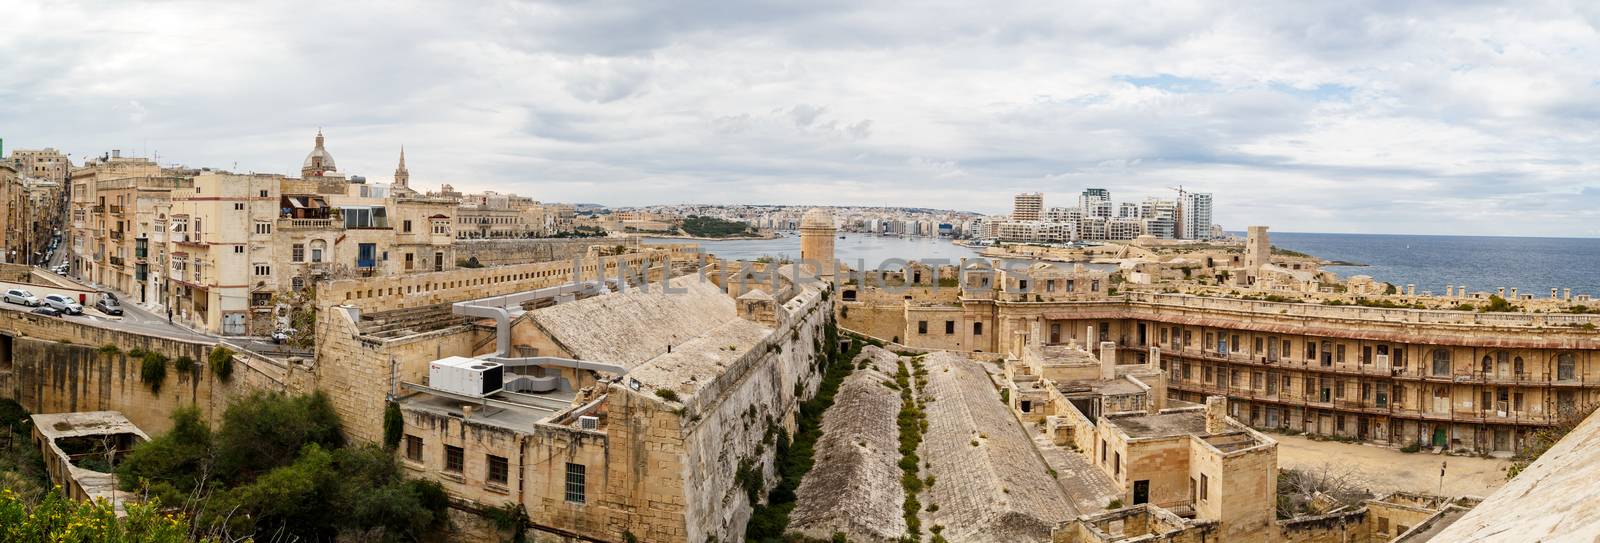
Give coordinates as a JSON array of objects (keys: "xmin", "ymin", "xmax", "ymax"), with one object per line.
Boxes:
[{"xmin": 453, "ymin": 238, "xmax": 639, "ymax": 268}]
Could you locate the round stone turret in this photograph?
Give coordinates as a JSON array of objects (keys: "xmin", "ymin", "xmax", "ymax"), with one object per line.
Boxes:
[{"xmin": 799, "ymin": 208, "xmax": 836, "ymax": 278}]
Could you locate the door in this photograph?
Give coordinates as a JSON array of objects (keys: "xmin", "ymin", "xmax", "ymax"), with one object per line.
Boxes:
[
  {"xmin": 1432, "ymin": 427, "xmax": 1447, "ymax": 448},
  {"xmin": 222, "ymin": 313, "xmax": 246, "ymax": 336},
  {"xmin": 1133, "ymin": 480, "xmax": 1149, "ymax": 505}
]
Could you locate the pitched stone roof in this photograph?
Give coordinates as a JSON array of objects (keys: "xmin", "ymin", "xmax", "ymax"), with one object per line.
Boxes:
[{"xmin": 529, "ymin": 275, "xmax": 736, "ymax": 368}]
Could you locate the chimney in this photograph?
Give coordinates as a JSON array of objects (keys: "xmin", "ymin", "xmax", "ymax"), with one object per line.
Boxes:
[
  {"xmin": 1407, "ymin": 284, "xmax": 1416, "ymax": 296},
  {"xmin": 1497, "ymin": 287, "xmax": 1505, "ymax": 298},
  {"xmin": 1510, "ymin": 287, "xmax": 1519, "ymax": 299},
  {"xmin": 1553, "ymin": 288, "xmax": 1560, "ymax": 300},
  {"xmin": 1459, "ymin": 285, "xmax": 1467, "ymax": 299},
  {"xmin": 1205, "ymin": 396, "xmax": 1227, "ymax": 434},
  {"xmin": 1565, "ymin": 288, "xmax": 1573, "ymax": 301},
  {"xmin": 1446, "ymin": 285, "xmax": 1454, "ymax": 298},
  {"xmin": 1099, "ymin": 341, "xmax": 1117, "ymax": 380}
]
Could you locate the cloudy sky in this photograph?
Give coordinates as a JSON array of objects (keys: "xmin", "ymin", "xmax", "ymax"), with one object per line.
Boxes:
[{"xmin": 3, "ymin": 1, "xmax": 1599, "ymax": 236}]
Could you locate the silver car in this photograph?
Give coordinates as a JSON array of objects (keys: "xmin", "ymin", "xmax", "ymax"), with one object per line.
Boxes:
[
  {"xmin": 4, "ymin": 289, "xmax": 41, "ymax": 307},
  {"xmin": 41, "ymin": 294, "xmax": 83, "ymax": 315}
]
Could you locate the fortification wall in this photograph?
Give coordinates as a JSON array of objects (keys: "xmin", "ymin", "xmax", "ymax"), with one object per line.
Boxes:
[{"xmin": 452, "ymin": 237, "xmax": 639, "ymax": 267}]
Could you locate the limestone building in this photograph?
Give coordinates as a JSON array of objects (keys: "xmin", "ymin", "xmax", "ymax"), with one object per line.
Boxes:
[
  {"xmin": 305, "ymin": 245, "xmax": 831, "ymax": 542},
  {"xmin": 841, "ymin": 258, "xmax": 1600, "ymax": 455}
]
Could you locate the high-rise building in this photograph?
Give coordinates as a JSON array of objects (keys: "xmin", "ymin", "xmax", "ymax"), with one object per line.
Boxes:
[
  {"xmin": 1080, "ymin": 188, "xmax": 1111, "ymax": 219},
  {"xmin": 1179, "ymin": 192, "xmax": 1213, "ymax": 240},
  {"xmin": 1012, "ymin": 192, "xmax": 1043, "ymax": 221}
]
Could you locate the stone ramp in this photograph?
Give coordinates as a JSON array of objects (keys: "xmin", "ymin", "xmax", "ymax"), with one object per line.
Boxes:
[
  {"xmin": 787, "ymin": 346, "xmax": 907, "ymax": 542},
  {"xmin": 920, "ymin": 351, "xmax": 1076, "ymax": 542},
  {"xmin": 1033, "ymin": 432, "xmax": 1121, "ymax": 513}
]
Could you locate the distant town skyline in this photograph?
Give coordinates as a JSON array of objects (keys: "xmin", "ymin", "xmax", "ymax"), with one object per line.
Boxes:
[{"xmin": 4, "ymin": 1, "xmax": 1600, "ymax": 237}]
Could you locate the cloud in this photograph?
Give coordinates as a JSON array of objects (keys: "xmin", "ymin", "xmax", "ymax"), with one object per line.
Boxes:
[{"xmin": 1, "ymin": 0, "xmax": 1598, "ymax": 236}]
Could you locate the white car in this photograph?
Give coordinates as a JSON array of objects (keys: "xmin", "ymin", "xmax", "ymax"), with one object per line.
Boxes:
[
  {"xmin": 41, "ymin": 295, "xmax": 83, "ymax": 315},
  {"xmin": 4, "ymin": 289, "xmax": 41, "ymax": 307}
]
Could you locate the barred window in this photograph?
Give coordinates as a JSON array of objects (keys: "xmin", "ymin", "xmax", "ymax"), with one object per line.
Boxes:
[
  {"xmin": 487, "ymin": 454, "xmax": 508, "ymax": 485},
  {"xmin": 404, "ymin": 435, "xmax": 423, "ymax": 462},
  {"xmin": 445, "ymin": 445, "xmax": 463, "ymax": 473},
  {"xmin": 565, "ymin": 463, "xmax": 586, "ymax": 504}
]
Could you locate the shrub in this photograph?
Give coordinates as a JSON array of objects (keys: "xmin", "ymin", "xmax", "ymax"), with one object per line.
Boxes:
[
  {"xmin": 383, "ymin": 401, "xmax": 403, "ymax": 450},
  {"xmin": 97, "ymin": 344, "xmax": 122, "ymax": 357},
  {"xmin": 1106, "ymin": 499, "xmax": 1124, "ymax": 509},
  {"xmin": 1400, "ymin": 442, "xmax": 1421, "ymax": 454},
  {"xmin": 174, "ymin": 356, "xmax": 196, "ymax": 376},
  {"xmin": 655, "ymin": 388, "xmax": 681, "ymax": 403},
  {"xmin": 209, "ymin": 347, "xmax": 235, "ymax": 382},
  {"xmin": 214, "ymin": 391, "xmax": 344, "ymax": 484},
  {"xmin": 140, "ymin": 352, "xmax": 168, "ymax": 393},
  {"xmin": 0, "ymin": 490, "xmax": 202, "ymax": 542}
]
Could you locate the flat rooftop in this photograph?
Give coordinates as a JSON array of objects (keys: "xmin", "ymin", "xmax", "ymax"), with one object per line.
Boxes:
[
  {"xmin": 1106, "ymin": 410, "xmax": 1209, "ymax": 439},
  {"xmin": 401, "ymin": 388, "xmax": 578, "ymax": 432},
  {"xmin": 33, "ymin": 411, "xmax": 147, "ymax": 440},
  {"xmin": 1037, "ymin": 344, "xmax": 1098, "ymax": 365}
]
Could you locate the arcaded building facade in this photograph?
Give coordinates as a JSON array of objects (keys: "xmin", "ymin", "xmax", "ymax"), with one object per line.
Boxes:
[{"xmin": 839, "ymin": 262, "xmax": 1600, "ymax": 455}]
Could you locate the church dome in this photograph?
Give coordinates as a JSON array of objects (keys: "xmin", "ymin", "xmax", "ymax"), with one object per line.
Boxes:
[
  {"xmin": 800, "ymin": 208, "xmax": 833, "ymax": 229},
  {"xmin": 301, "ymin": 130, "xmax": 336, "ymax": 175}
]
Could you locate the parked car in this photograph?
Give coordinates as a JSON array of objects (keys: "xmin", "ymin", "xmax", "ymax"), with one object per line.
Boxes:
[
  {"xmin": 53, "ymin": 266, "xmax": 67, "ymax": 276},
  {"xmin": 41, "ymin": 295, "xmax": 83, "ymax": 315},
  {"xmin": 4, "ymin": 289, "xmax": 41, "ymax": 307},
  {"xmin": 271, "ymin": 328, "xmax": 298, "ymax": 344},
  {"xmin": 94, "ymin": 296, "xmax": 123, "ymax": 316},
  {"xmin": 30, "ymin": 306, "xmax": 62, "ymax": 317}
]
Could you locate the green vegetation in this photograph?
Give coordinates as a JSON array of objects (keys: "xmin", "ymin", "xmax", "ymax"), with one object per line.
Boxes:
[
  {"xmin": 1269, "ymin": 246, "xmax": 1311, "ymax": 258},
  {"xmin": 174, "ymin": 356, "xmax": 196, "ymax": 376},
  {"xmin": 208, "ymin": 347, "xmax": 235, "ymax": 382},
  {"xmin": 383, "ymin": 401, "xmax": 404, "ymax": 450},
  {"xmin": 0, "ymin": 399, "xmax": 48, "ymax": 502},
  {"xmin": 1106, "ymin": 499, "xmax": 1123, "ymax": 509},
  {"xmin": 655, "ymin": 389, "xmax": 682, "ymax": 403},
  {"xmin": 111, "ymin": 392, "xmax": 447, "ymax": 541},
  {"xmin": 97, "ymin": 344, "xmax": 122, "ymax": 357},
  {"xmin": 550, "ymin": 225, "xmax": 608, "ymax": 238},
  {"xmin": 745, "ymin": 320, "xmax": 858, "ymax": 542},
  {"xmin": 679, "ymin": 215, "xmax": 757, "ymax": 238},
  {"xmin": 1507, "ymin": 403, "xmax": 1598, "ymax": 480},
  {"xmin": 0, "ymin": 490, "xmax": 205, "ymax": 542},
  {"xmin": 895, "ymin": 357, "xmax": 930, "ymax": 538},
  {"xmin": 1480, "ymin": 295, "xmax": 1517, "ymax": 313},
  {"xmin": 139, "ymin": 352, "xmax": 168, "ymax": 393}
]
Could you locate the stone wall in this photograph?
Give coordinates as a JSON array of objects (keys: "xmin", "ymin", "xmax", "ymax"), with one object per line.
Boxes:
[{"xmin": 453, "ymin": 238, "xmax": 639, "ymax": 267}]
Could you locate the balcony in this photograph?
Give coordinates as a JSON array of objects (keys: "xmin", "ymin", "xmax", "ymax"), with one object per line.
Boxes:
[
  {"xmin": 356, "ymin": 258, "xmax": 377, "ymax": 270},
  {"xmin": 281, "ymin": 218, "xmax": 336, "ymax": 230},
  {"xmin": 91, "ymin": 205, "xmax": 104, "ymax": 213},
  {"xmin": 108, "ymin": 256, "xmax": 125, "ymax": 267},
  {"xmin": 109, "ymin": 230, "xmax": 124, "ymax": 241},
  {"xmin": 109, "ymin": 205, "xmax": 124, "ymax": 215}
]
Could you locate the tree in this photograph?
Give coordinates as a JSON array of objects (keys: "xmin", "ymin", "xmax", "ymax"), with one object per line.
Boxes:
[
  {"xmin": 0, "ymin": 489, "xmax": 207, "ymax": 542},
  {"xmin": 115, "ymin": 406, "xmax": 214, "ymax": 505},
  {"xmin": 214, "ymin": 391, "xmax": 343, "ymax": 484}
]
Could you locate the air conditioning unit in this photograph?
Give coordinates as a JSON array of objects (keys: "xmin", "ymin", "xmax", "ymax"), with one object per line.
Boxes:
[
  {"xmin": 428, "ymin": 356, "xmax": 504, "ymax": 398},
  {"xmin": 578, "ymin": 416, "xmax": 599, "ymax": 430}
]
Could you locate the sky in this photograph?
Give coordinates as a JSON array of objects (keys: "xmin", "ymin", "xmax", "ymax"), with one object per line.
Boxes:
[{"xmin": 3, "ymin": 1, "xmax": 1600, "ymax": 236}]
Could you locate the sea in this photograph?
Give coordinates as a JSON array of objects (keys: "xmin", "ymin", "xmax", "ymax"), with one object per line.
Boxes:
[{"xmin": 643, "ymin": 232, "xmax": 1600, "ymax": 298}]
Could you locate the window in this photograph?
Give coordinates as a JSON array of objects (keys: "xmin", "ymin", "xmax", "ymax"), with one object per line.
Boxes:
[
  {"xmin": 973, "ymin": 322, "xmax": 983, "ymax": 335},
  {"xmin": 1558, "ymin": 353, "xmax": 1576, "ymax": 381},
  {"xmin": 234, "ymin": 203, "xmax": 245, "ymax": 211},
  {"xmin": 258, "ymin": 189, "xmax": 269, "ymax": 198},
  {"xmin": 565, "ymin": 463, "xmax": 587, "ymax": 504},
  {"xmin": 445, "ymin": 445, "xmax": 464, "ymax": 473},
  {"xmin": 1306, "ymin": 341, "xmax": 1316, "ymax": 360},
  {"xmin": 487, "ymin": 454, "xmax": 509, "ymax": 485},
  {"xmin": 404, "ymin": 435, "xmax": 423, "ymax": 461},
  {"xmin": 918, "ymin": 321, "xmax": 928, "ymax": 334},
  {"xmin": 946, "ymin": 321, "xmax": 955, "ymax": 335},
  {"xmin": 292, "ymin": 276, "xmax": 305, "ymax": 290},
  {"xmin": 1336, "ymin": 344, "xmax": 1346, "ymax": 363},
  {"xmin": 1200, "ymin": 473, "xmax": 1209, "ymax": 501},
  {"xmin": 403, "ymin": 220, "xmax": 413, "ymax": 233},
  {"xmin": 405, "ymin": 253, "xmax": 415, "ymax": 271},
  {"xmin": 233, "ymin": 245, "xmax": 244, "ymax": 254},
  {"xmin": 1432, "ymin": 350, "xmax": 1452, "ymax": 377},
  {"xmin": 255, "ymin": 222, "xmax": 271, "ymax": 234},
  {"xmin": 254, "ymin": 264, "xmax": 271, "ymax": 276},
  {"xmin": 292, "ymin": 244, "xmax": 305, "ymax": 262}
]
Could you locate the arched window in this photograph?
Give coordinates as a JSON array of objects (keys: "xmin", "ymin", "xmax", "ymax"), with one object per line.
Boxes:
[
  {"xmin": 1432, "ymin": 349, "xmax": 1451, "ymax": 376},
  {"xmin": 1481, "ymin": 355, "xmax": 1492, "ymax": 373},
  {"xmin": 309, "ymin": 239, "xmax": 327, "ymax": 263},
  {"xmin": 1558, "ymin": 352, "xmax": 1577, "ymax": 381},
  {"xmin": 1514, "ymin": 356, "xmax": 1524, "ymax": 376}
]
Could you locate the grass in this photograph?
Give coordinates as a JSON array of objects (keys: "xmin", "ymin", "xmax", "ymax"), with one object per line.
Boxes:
[
  {"xmin": 895, "ymin": 357, "xmax": 930, "ymax": 538},
  {"xmin": 744, "ymin": 320, "xmax": 858, "ymax": 542}
]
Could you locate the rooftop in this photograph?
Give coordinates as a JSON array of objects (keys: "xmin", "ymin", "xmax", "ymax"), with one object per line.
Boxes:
[{"xmin": 1106, "ymin": 410, "xmax": 1209, "ymax": 439}]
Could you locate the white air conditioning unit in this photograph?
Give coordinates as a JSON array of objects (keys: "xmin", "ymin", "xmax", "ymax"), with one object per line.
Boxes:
[
  {"xmin": 578, "ymin": 416, "xmax": 599, "ymax": 430},
  {"xmin": 428, "ymin": 356, "xmax": 504, "ymax": 398}
]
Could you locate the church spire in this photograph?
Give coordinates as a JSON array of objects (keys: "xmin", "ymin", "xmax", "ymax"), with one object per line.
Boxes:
[{"xmin": 394, "ymin": 145, "xmax": 409, "ymax": 187}]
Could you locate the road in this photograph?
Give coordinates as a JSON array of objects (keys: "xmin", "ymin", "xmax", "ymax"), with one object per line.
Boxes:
[{"xmin": 5, "ymin": 268, "xmax": 216, "ymax": 344}]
